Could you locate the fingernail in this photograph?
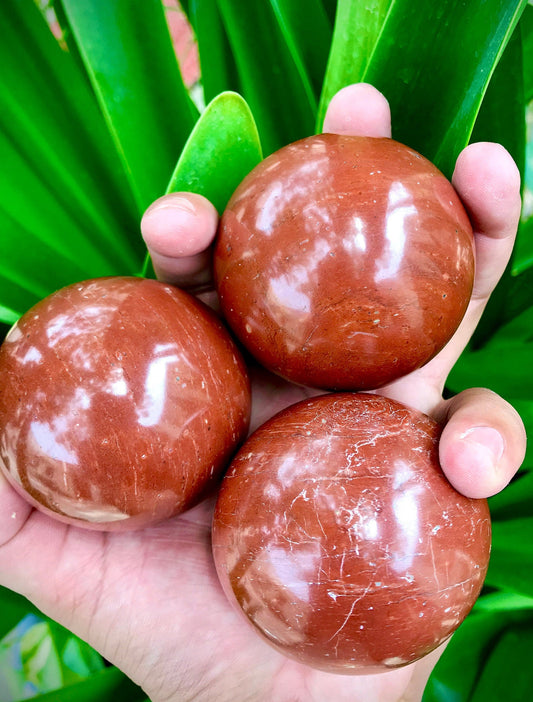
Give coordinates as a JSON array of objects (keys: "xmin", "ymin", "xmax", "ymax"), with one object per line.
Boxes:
[
  {"xmin": 144, "ymin": 194, "xmax": 197, "ymax": 218},
  {"xmin": 459, "ymin": 426, "xmax": 505, "ymax": 468}
]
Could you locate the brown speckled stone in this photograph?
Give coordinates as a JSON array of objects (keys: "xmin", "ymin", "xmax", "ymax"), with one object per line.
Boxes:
[
  {"xmin": 212, "ymin": 393, "xmax": 491, "ymax": 673},
  {"xmin": 0, "ymin": 277, "xmax": 251, "ymax": 530},
  {"xmin": 214, "ymin": 134, "xmax": 474, "ymax": 390}
]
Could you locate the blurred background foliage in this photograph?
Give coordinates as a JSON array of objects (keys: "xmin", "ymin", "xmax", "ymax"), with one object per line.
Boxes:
[{"xmin": 0, "ymin": 0, "xmax": 532, "ymax": 700}]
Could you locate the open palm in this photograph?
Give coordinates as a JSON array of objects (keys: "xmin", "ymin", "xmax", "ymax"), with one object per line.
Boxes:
[{"xmin": 0, "ymin": 85, "xmax": 526, "ymax": 702}]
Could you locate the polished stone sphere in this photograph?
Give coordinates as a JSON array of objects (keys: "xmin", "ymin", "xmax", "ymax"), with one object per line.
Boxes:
[
  {"xmin": 212, "ymin": 393, "xmax": 491, "ymax": 673},
  {"xmin": 214, "ymin": 134, "xmax": 474, "ymax": 390},
  {"xmin": 0, "ymin": 277, "xmax": 251, "ymax": 530}
]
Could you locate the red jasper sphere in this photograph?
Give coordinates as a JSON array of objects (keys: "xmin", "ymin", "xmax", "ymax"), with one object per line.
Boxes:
[
  {"xmin": 214, "ymin": 134, "xmax": 474, "ymax": 390},
  {"xmin": 212, "ymin": 393, "xmax": 491, "ymax": 673},
  {"xmin": 0, "ymin": 277, "xmax": 251, "ymax": 530}
]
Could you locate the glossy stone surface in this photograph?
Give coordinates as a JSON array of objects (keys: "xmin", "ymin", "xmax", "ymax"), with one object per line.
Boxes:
[
  {"xmin": 0, "ymin": 277, "xmax": 251, "ymax": 530},
  {"xmin": 214, "ymin": 134, "xmax": 474, "ymax": 390},
  {"xmin": 212, "ymin": 393, "xmax": 491, "ymax": 673}
]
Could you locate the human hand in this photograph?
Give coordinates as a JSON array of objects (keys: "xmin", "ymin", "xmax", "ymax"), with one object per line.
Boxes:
[{"xmin": 0, "ymin": 84, "xmax": 526, "ymax": 702}]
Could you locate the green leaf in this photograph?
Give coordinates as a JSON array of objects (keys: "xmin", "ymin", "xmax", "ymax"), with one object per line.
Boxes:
[
  {"xmin": 424, "ymin": 608, "xmax": 533, "ymax": 702},
  {"xmin": 61, "ymin": 637, "xmax": 104, "ymax": 679},
  {"xmin": 489, "ymin": 468, "xmax": 533, "ymax": 522},
  {"xmin": 0, "ymin": 596, "xmax": 146, "ymax": 702},
  {"xmin": 321, "ymin": 0, "xmax": 338, "ymax": 26},
  {"xmin": 468, "ymin": 20, "xmax": 529, "ymax": 346},
  {"xmin": 0, "ymin": 611, "xmax": 108, "ymax": 701},
  {"xmin": 269, "ymin": 0, "xmax": 332, "ymax": 100},
  {"xmin": 317, "ymin": 0, "xmax": 390, "ymax": 130},
  {"xmin": 0, "ymin": 305, "xmax": 19, "ymax": 327},
  {"xmin": 21, "ymin": 622, "xmax": 64, "ymax": 692},
  {"xmin": 190, "ymin": 0, "xmax": 241, "ymax": 103},
  {"xmin": 469, "ymin": 626, "xmax": 533, "ymax": 702},
  {"xmin": 371, "ymin": 0, "xmax": 527, "ymax": 176},
  {"xmin": 0, "ymin": 0, "xmax": 148, "ymax": 321},
  {"xmin": 0, "ymin": 0, "xmax": 142, "ymax": 260},
  {"xmin": 448, "ymin": 292, "xmax": 533, "ymax": 398},
  {"xmin": 166, "ymin": 91, "xmax": 262, "ymax": 212},
  {"xmin": 522, "ymin": 4, "xmax": 533, "ymax": 102},
  {"xmin": 447, "ymin": 345, "xmax": 533, "ymax": 400},
  {"xmin": 0, "ymin": 587, "xmax": 41, "ymax": 639},
  {"xmin": 319, "ymin": 0, "xmax": 527, "ymax": 177},
  {"xmin": 217, "ymin": 0, "xmax": 317, "ymax": 154},
  {"xmin": 474, "ymin": 591, "xmax": 533, "ymax": 613},
  {"xmin": 471, "ymin": 25, "xmax": 526, "ymax": 177},
  {"xmin": 58, "ymin": 0, "xmax": 199, "ymax": 213},
  {"xmin": 513, "ymin": 216, "xmax": 533, "ymax": 276},
  {"xmin": 485, "ymin": 517, "xmax": 533, "ymax": 596},
  {"xmin": 489, "ymin": 265, "xmax": 533, "ymax": 335},
  {"xmin": 26, "ymin": 667, "xmax": 146, "ymax": 702},
  {"xmin": 142, "ymin": 91, "xmax": 262, "ymax": 277}
]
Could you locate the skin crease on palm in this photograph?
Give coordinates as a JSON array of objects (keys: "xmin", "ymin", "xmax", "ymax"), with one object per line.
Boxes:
[{"xmin": 0, "ymin": 84, "xmax": 527, "ymax": 702}]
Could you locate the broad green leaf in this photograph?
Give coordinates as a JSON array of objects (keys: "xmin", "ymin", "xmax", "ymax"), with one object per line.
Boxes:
[
  {"xmin": 190, "ymin": 0, "xmax": 241, "ymax": 103},
  {"xmin": 523, "ymin": 5, "xmax": 533, "ymax": 102},
  {"xmin": 447, "ymin": 344, "xmax": 533, "ymax": 400},
  {"xmin": 482, "ymin": 303, "xmax": 533, "ymax": 349},
  {"xmin": 513, "ymin": 399, "xmax": 533, "ymax": 467},
  {"xmin": 368, "ymin": 0, "xmax": 527, "ymax": 176},
  {"xmin": 0, "ymin": 306, "xmax": 19, "ymax": 327},
  {"xmin": 0, "ymin": 612, "xmax": 106, "ymax": 702},
  {"xmin": 469, "ymin": 626, "xmax": 533, "ymax": 702},
  {"xmin": 0, "ymin": 0, "xmax": 146, "ymax": 322},
  {"xmin": 61, "ymin": 637, "xmax": 104, "ymax": 680},
  {"xmin": 321, "ymin": 0, "xmax": 338, "ymax": 26},
  {"xmin": 485, "ymin": 517, "xmax": 533, "ymax": 596},
  {"xmin": 217, "ymin": 0, "xmax": 317, "ymax": 154},
  {"xmin": 0, "ymin": 591, "xmax": 146, "ymax": 701},
  {"xmin": 470, "ymin": 25, "xmax": 526, "ymax": 178},
  {"xmin": 513, "ymin": 216, "xmax": 533, "ymax": 276},
  {"xmin": 25, "ymin": 667, "xmax": 146, "ymax": 702},
  {"xmin": 0, "ymin": 1, "xmax": 142, "ymax": 261},
  {"xmin": 468, "ymin": 20, "xmax": 529, "ymax": 346},
  {"xmin": 21, "ymin": 622, "xmax": 64, "ymax": 692},
  {"xmin": 424, "ymin": 609, "xmax": 533, "ymax": 702},
  {"xmin": 512, "ymin": 95, "xmax": 533, "ymax": 276},
  {"xmin": 0, "ymin": 138, "xmax": 125, "ymax": 323},
  {"xmin": 319, "ymin": 0, "xmax": 527, "ymax": 177},
  {"xmin": 165, "ymin": 91, "xmax": 262, "ymax": 212},
  {"xmin": 493, "ymin": 265, "xmax": 533, "ymax": 333},
  {"xmin": 58, "ymin": 0, "xmax": 199, "ymax": 213},
  {"xmin": 474, "ymin": 591, "xmax": 533, "ymax": 613},
  {"xmin": 0, "ymin": 135, "xmax": 124, "ymax": 278},
  {"xmin": 269, "ymin": 0, "xmax": 332, "ymax": 99},
  {"xmin": 317, "ymin": 0, "xmax": 390, "ymax": 130},
  {"xmin": 2, "ymin": 0, "xmax": 137, "ymax": 220},
  {"xmin": 489, "ymin": 468, "xmax": 533, "ymax": 521},
  {"xmin": 141, "ymin": 92, "xmax": 262, "ymax": 277},
  {"xmin": 0, "ymin": 587, "xmax": 41, "ymax": 639}
]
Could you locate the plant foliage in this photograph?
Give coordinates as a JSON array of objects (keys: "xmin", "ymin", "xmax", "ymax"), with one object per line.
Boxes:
[{"xmin": 0, "ymin": 1, "xmax": 532, "ymax": 700}]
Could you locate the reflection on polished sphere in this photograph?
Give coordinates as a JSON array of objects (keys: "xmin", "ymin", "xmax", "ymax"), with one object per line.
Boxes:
[
  {"xmin": 214, "ymin": 134, "xmax": 474, "ymax": 390},
  {"xmin": 0, "ymin": 277, "xmax": 251, "ymax": 530},
  {"xmin": 212, "ymin": 393, "xmax": 491, "ymax": 674}
]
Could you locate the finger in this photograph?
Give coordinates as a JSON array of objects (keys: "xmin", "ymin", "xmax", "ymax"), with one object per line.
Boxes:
[
  {"xmin": 452, "ymin": 142, "xmax": 522, "ymax": 303},
  {"xmin": 438, "ymin": 388, "xmax": 526, "ymax": 498},
  {"xmin": 387, "ymin": 142, "xmax": 522, "ymax": 400},
  {"xmin": 141, "ymin": 192, "xmax": 218, "ymax": 288},
  {"xmin": 322, "ymin": 83, "xmax": 392, "ymax": 137}
]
